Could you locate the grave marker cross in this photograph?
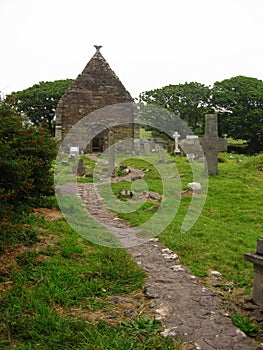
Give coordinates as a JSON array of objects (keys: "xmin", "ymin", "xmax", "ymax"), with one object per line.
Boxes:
[
  {"xmin": 200, "ymin": 114, "xmax": 227, "ymax": 175},
  {"xmin": 173, "ymin": 131, "xmax": 181, "ymax": 155}
]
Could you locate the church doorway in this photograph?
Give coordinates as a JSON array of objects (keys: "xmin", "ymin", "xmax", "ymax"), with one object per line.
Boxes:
[{"xmin": 91, "ymin": 129, "xmax": 108, "ymax": 153}]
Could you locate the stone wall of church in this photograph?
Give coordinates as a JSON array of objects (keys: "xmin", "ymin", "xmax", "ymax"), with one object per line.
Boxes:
[{"xmin": 55, "ymin": 48, "xmax": 137, "ymax": 153}]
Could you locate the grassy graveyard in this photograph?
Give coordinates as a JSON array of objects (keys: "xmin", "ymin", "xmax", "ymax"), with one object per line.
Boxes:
[
  {"xmin": 110, "ymin": 152, "xmax": 263, "ymax": 289},
  {"xmin": 1, "ymin": 151, "xmax": 263, "ymax": 348},
  {"xmin": 106, "ymin": 151, "xmax": 263, "ymax": 339},
  {"xmin": 0, "ymin": 210, "xmax": 179, "ymax": 349}
]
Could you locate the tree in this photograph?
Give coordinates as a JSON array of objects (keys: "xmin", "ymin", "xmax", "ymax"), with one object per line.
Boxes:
[
  {"xmin": 10, "ymin": 79, "xmax": 73, "ymax": 136},
  {"xmin": 212, "ymin": 76, "xmax": 263, "ymax": 153},
  {"xmin": 0, "ymin": 100, "xmax": 57, "ymax": 219},
  {"xmin": 139, "ymin": 82, "xmax": 212, "ymax": 137}
]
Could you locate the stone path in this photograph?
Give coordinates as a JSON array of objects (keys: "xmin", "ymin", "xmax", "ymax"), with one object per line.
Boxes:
[
  {"xmin": 77, "ymin": 181, "xmax": 147, "ymax": 248},
  {"xmin": 76, "ymin": 179, "xmax": 262, "ymax": 350}
]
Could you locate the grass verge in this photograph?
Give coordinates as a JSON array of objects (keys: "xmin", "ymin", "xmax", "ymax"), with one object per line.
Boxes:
[
  {"xmin": 0, "ymin": 211, "xmax": 180, "ymax": 349},
  {"xmin": 109, "ymin": 153, "xmax": 263, "ymax": 289}
]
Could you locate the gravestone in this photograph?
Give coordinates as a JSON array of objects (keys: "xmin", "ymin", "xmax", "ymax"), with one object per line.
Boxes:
[
  {"xmin": 245, "ymin": 237, "xmax": 263, "ymax": 306},
  {"xmin": 200, "ymin": 114, "xmax": 227, "ymax": 175},
  {"xmin": 186, "ymin": 135, "xmax": 199, "ymax": 140},
  {"xmin": 173, "ymin": 131, "xmax": 181, "ymax": 155},
  {"xmin": 108, "ymin": 132, "xmax": 115, "ymax": 176},
  {"xmin": 69, "ymin": 146, "xmax": 80, "ymax": 155},
  {"xmin": 156, "ymin": 144, "xmax": 164, "ymax": 163},
  {"xmin": 186, "ymin": 153, "xmax": 195, "ymax": 163},
  {"xmin": 134, "ymin": 138, "xmax": 141, "ymax": 155},
  {"xmin": 68, "ymin": 154, "xmax": 76, "ymax": 162},
  {"xmin": 76, "ymin": 158, "xmax": 85, "ymax": 177},
  {"xmin": 144, "ymin": 143, "xmax": 151, "ymax": 156},
  {"xmin": 179, "ymin": 137, "xmax": 202, "ymax": 158}
]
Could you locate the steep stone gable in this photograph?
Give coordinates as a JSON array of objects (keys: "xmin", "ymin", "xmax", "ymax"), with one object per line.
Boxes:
[
  {"xmin": 55, "ymin": 47, "xmax": 134, "ymax": 141},
  {"xmin": 73, "ymin": 50, "xmax": 132, "ymax": 101}
]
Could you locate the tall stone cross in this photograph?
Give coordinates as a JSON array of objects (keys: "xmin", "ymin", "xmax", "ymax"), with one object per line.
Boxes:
[{"xmin": 200, "ymin": 114, "xmax": 227, "ymax": 175}]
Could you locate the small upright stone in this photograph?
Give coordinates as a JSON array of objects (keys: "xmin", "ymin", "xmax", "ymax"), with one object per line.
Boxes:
[
  {"xmin": 256, "ymin": 238, "xmax": 263, "ymax": 255},
  {"xmin": 144, "ymin": 142, "xmax": 151, "ymax": 156},
  {"xmin": 68, "ymin": 154, "xmax": 76, "ymax": 162},
  {"xmin": 245, "ymin": 237, "xmax": 263, "ymax": 306},
  {"xmin": 76, "ymin": 158, "xmax": 85, "ymax": 177},
  {"xmin": 156, "ymin": 144, "xmax": 164, "ymax": 163},
  {"xmin": 108, "ymin": 132, "xmax": 115, "ymax": 176}
]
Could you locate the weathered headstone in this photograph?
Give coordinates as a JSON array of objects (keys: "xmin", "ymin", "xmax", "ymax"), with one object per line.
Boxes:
[
  {"xmin": 173, "ymin": 131, "xmax": 181, "ymax": 155},
  {"xmin": 144, "ymin": 142, "xmax": 151, "ymax": 156},
  {"xmin": 108, "ymin": 132, "xmax": 115, "ymax": 176},
  {"xmin": 179, "ymin": 137, "xmax": 202, "ymax": 158},
  {"xmin": 76, "ymin": 158, "xmax": 85, "ymax": 177},
  {"xmin": 245, "ymin": 237, "xmax": 263, "ymax": 306},
  {"xmin": 69, "ymin": 146, "xmax": 80, "ymax": 155},
  {"xmin": 186, "ymin": 135, "xmax": 199, "ymax": 140},
  {"xmin": 186, "ymin": 153, "xmax": 195, "ymax": 163},
  {"xmin": 156, "ymin": 144, "xmax": 164, "ymax": 163},
  {"xmin": 200, "ymin": 114, "xmax": 227, "ymax": 175},
  {"xmin": 68, "ymin": 154, "xmax": 76, "ymax": 162},
  {"xmin": 134, "ymin": 138, "xmax": 141, "ymax": 155}
]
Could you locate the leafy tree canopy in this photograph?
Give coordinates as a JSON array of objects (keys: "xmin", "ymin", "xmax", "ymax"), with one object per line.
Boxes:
[
  {"xmin": 139, "ymin": 82, "xmax": 212, "ymax": 137},
  {"xmin": 212, "ymin": 76, "xmax": 263, "ymax": 153},
  {"xmin": 10, "ymin": 79, "xmax": 73, "ymax": 136}
]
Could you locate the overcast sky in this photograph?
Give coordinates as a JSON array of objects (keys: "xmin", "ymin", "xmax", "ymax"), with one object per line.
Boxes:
[{"xmin": 1, "ymin": 0, "xmax": 263, "ymax": 98}]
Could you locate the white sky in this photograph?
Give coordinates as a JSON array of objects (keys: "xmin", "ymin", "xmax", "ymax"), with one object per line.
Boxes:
[{"xmin": 1, "ymin": 0, "xmax": 263, "ymax": 98}]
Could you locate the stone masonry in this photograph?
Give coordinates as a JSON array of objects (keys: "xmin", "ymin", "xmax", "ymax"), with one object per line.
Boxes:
[{"xmin": 55, "ymin": 45, "xmax": 138, "ymax": 152}]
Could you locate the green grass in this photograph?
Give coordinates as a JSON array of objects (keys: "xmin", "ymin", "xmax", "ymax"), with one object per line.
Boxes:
[
  {"xmin": 162, "ymin": 153, "xmax": 263, "ymax": 288},
  {"xmin": 77, "ymin": 155, "xmax": 98, "ymax": 183},
  {"xmin": 97, "ymin": 157, "xmax": 166, "ymax": 227},
  {"xmin": 140, "ymin": 128, "xmax": 152, "ymax": 139},
  {"xmin": 231, "ymin": 314, "xmax": 260, "ymax": 337},
  {"xmin": 2, "ymin": 152, "xmax": 263, "ymax": 348},
  {"xmin": 108, "ymin": 153, "xmax": 263, "ymax": 290},
  {"xmin": 0, "ymin": 213, "xmax": 179, "ymax": 349},
  {"xmin": 227, "ymin": 137, "xmax": 248, "ymax": 146},
  {"xmin": 55, "ymin": 154, "xmax": 97, "ymax": 185},
  {"xmin": 101, "ymin": 153, "xmax": 205, "ymax": 239}
]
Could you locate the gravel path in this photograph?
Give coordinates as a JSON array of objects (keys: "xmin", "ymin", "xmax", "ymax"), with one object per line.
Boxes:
[{"xmin": 76, "ymin": 180, "xmax": 262, "ymax": 350}]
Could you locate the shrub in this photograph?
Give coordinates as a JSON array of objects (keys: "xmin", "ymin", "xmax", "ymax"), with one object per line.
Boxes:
[{"xmin": 0, "ymin": 100, "xmax": 57, "ymax": 219}]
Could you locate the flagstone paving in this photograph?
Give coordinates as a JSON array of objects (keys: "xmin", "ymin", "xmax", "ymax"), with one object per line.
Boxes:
[{"xmin": 76, "ymin": 179, "xmax": 263, "ymax": 350}]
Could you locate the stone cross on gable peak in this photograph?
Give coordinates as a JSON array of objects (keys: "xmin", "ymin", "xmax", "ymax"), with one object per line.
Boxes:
[
  {"xmin": 94, "ymin": 45, "xmax": 103, "ymax": 53},
  {"xmin": 200, "ymin": 114, "xmax": 227, "ymax": 175}
]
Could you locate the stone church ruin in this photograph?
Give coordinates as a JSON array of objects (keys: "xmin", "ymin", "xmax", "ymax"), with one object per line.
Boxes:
[{"xmin": 55, "ymin": 45, "xmax": 138, "ymax": 153}]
